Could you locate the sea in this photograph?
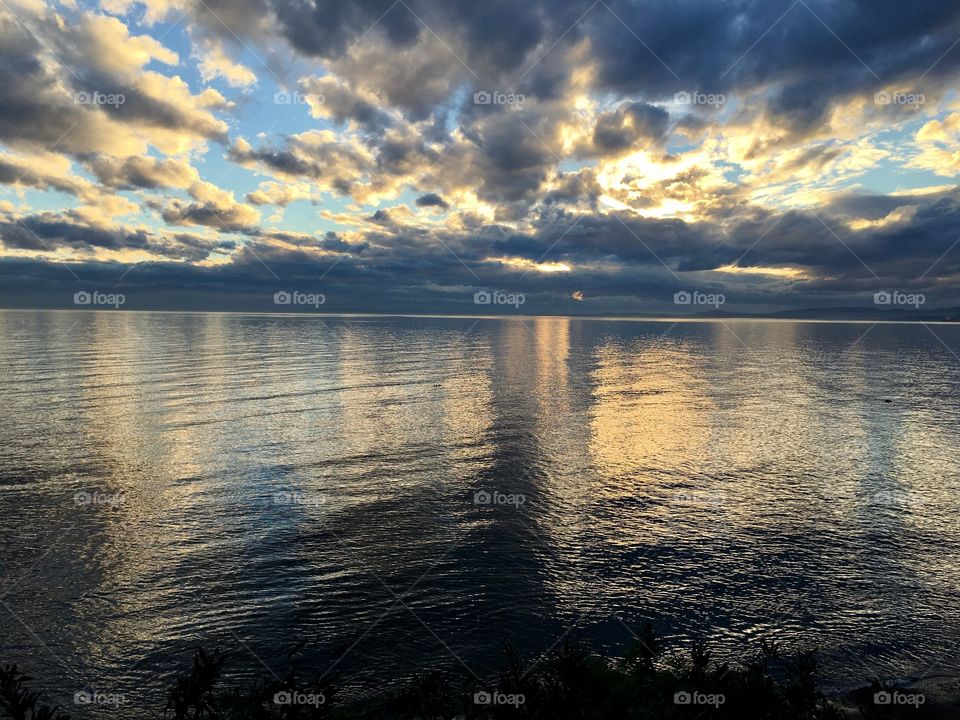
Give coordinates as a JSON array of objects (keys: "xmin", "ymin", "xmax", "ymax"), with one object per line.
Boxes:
[{"xmin": 1, "ymin": 310, "xmax": 959, "ymax": 716}]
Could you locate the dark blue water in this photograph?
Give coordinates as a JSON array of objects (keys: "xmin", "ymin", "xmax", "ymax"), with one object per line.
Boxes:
[{"xmin": 2, "ymin": 311, "xmax": 960, "ymax": 716}]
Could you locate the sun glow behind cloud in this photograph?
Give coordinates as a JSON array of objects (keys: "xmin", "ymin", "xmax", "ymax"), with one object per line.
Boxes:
[
  {"xmin": 487, "ymin": 257, "xmax": 573, "ymax": 273},
  {"xmin": 714, "ymin": 265, "xmax": 811, "ymax": 279}
]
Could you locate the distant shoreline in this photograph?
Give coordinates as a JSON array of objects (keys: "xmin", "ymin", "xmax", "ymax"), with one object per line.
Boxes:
[{"xmin": 1, "ymin": 307, "xmax": 958, "ymax": 324}]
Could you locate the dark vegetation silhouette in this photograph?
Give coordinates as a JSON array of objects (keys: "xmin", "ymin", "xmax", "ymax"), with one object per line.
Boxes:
[
  {"xmin": 1, "ymin": 627, "xmax": 950, "ymax": 718},
  {"xmin": 0, "ymin": 665, "xmax": 70, "ymax": 720}
]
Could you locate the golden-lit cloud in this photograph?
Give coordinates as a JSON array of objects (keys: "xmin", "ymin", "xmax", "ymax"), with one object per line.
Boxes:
[
  {"xmin": 195, "ymin": 38, "xmax": 257, "ymax": 87},
  {"xmin": 75, "ymin": 12, "xmax": 178, "ymax": 78}
]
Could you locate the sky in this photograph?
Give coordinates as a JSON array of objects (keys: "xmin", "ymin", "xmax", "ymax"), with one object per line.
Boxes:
[{"xmin": 0, "ymin": 0, "xmax": 958, "ymax": 314}]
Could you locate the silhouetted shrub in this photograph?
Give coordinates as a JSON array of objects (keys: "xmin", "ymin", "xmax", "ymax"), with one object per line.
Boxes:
[
  {"xmin": 0, "ymin": 665, "xmax": 69, "ymax": 720},
  {"xmin": 4, "ymin": 627, "xmax": 923, "ymax": 719}
]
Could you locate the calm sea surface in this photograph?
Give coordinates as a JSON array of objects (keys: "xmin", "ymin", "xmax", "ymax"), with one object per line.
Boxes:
[{"xmin": 2, "ymin": 311, "xmax": 960, "ymax": 716}]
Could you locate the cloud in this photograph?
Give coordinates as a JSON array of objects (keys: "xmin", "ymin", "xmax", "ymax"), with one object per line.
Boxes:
[
  {"xmin": 298, "ymin": 74, "xmax": 394, "ymax": 131},
  {"xmin": 227, "ymin": 133, "xmax": 374, "ymax": 198},
  {"xmin": 415, "ymin": 193, "xmax": 449, "ymax": 209},
  {"xmin": 194, "ymin": 37, "xmax": 258, "ymax": 87},
  {"xmin": 246, "ymin": 181, "xmax": 314, "ymax": 206},
  {"xmin": 0, "ymin": 7, "xmax": 230, "ymax": 159},
  {"xmin": 160, "ymin": 181, "xmax": 260, "ymax": 231},
  {"xmin": 1, "ymin": 0, "xmax": 960, "ymax": 313},
  {"xmin": 0, "ymin": 207, "xmax": 237, "ymax": 261},
  {"xmin": 591, "ymin": 101, "xmax": 671, "ymax": 153},
  {"xmin": 0, "ymin": 152, "xmax": 93, "ymax": 199},
  {"xmin": 86, "ymin": 155, "xmax": 200, "ymax": 190},
  {"xmin": 71, "ymin": 12, "xmax": 178, "ymax": 78}
]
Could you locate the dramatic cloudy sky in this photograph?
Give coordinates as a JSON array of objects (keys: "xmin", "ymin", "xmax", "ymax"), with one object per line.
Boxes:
[{"xmin": 0, "ymin": 0, "xmax": 958, "ymax": 313}]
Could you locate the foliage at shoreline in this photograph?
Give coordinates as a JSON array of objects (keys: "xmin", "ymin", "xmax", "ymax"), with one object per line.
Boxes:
[{"xmin": 1, "ymin": 627, "xmax": 940, "ymax": 719}]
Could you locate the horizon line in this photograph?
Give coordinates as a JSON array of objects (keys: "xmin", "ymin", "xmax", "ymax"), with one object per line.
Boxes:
[{"xmin": 1, "ymin": 308, "xmax": 958, "ymax": 325}]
